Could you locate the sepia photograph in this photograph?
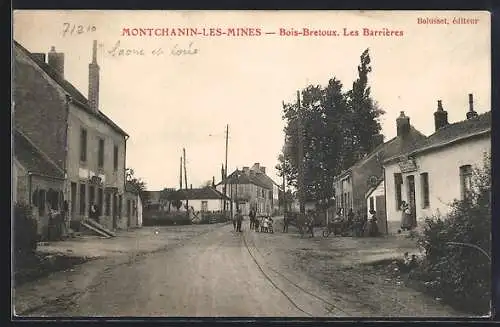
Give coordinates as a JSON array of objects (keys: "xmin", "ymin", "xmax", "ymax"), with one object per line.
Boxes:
[{"xmin": 11, "ymin": 10, "xmax": 491, "ymax": 318}]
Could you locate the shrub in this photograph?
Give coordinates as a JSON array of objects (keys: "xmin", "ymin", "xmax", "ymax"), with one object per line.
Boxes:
[
  {"xmin": 415, "ymin": 154, "xmax": 491, "ymax": 314},
  {"xmin": 13, "ymin": 202, "xmax": 38, "ymax": 255}
]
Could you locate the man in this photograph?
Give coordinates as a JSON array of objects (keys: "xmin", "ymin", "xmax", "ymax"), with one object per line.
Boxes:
[
  {"xmin": 283, "ymin": 214, "xmax": 289, "ymax": 233},
  {"xmin": 236, "ymin": 208, "xmax": 243, "ymax": 232},
  {"xmin": 306, "ymin": 211, "xmax": 314, "ymax": 238},
  {"xmin": 232, "ymin": 212, "xmax": 237, "ymax": 231}
]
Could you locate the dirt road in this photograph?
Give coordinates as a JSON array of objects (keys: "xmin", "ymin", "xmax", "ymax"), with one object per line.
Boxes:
[{"xmin": 15, "ymin": 222, "xmax": 463, "ymax": 317}]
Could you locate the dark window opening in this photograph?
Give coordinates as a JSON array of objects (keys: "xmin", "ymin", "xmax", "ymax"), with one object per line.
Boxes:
[
  {"xmin": 79, "ymin": 184, "xmax": 86, "ymax": 215},
  {"xmin": 80, "ymin": 128, "xmax": 87, "ymax": 162},
  {"xmin": 394, "ymin": 173, "xmax": 403, "ymax": 209},
  {"xmin": 98, "ymin": 138, "xmax": 105, "ymax": 168},
  {"xmin": 420, "ymin": 173, "xmax": 430, "ymax": 208},
  {"xmin": 460, "ymin": 165, "xmax": 473, "ymax": 201},
  {"xmin": 105, "ymin": 192, "xmax": 111, "ymax": 216},
  {"xmin": 71, "ymin": 182, "xmax": 77, "ymax": 214},
  {"xmin": 113, "ymin": 145, "xmax": 119, "ymax": 171}
]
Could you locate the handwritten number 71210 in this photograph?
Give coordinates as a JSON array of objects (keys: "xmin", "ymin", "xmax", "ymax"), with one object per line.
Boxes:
[{"xmin": 62, "ymin": 23, "xmax": 97, "ymax": 37}]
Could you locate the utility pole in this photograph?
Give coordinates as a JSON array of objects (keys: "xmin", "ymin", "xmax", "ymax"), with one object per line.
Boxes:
[
  {"xmin": 183, "ymin": 148, "xmax": 188, "ymax": 212},
  {"xmin": 223, "ymin": 124, "xmax": 229, "ymax": 218},
  {"xmin": 297, "ymin": 90, "xmax": 305, "ymax": 216},
  {"xmin": 282, "ymin": 162, "xmax": 286, "ymax": 215},
  {"xmin": 179, "ymin": 156, "xmax": 183, "ymax": 190}
]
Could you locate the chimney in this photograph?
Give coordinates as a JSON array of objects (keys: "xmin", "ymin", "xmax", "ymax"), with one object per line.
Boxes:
[
  {"xmin": 466, "ymin": 93, "xmax": 478, "ymax": 120},
  {"xmin": 396, "ymin": 111, "xmax": 411, "ymax": 138},
  {"xmin": 260, "ymin": 166, "xmax": 266, "ymax": 174},
  {"xmin": 434, "ymin": 100, "xmax": 449, "ymax": 131},
  {"xmin": 32, "ymin": 53, "xmax": 46, "ymax": 63},
  {"xmin": 88, "ymin": 40, "xmax": 100, "ymax": 112},
  {"xmin": 243, "ymin": 167, "xmax": 250, "ymax": 174},
  {"xmin": 47, "ymin": 46, "xmax": 64, "ymax": 77},
  {"xmin": 371, "ymin": 134, "xmax": 384, "ymax": 150},
  {"xmin": 253, "ymin": 163, "xmax": 260, "ymax": 171}
]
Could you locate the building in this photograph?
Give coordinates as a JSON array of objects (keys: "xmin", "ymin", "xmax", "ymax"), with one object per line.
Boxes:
[
  {"xmin": 13, "ymin": 40, "xmax": 129, "ymax": 233},
  {"xmin": 217, "ymin": 163, "xmax": 280, "ymax": 216},
  {"xmin": 124, "ymin": 182, "xmax": 143, "ymax": 228},
  {"xmin": 174, "ymin": 187, "xmax": 232, "ymax": 212},
  {"xmin": 365, "ymin": 179, "xmax": 387, "ymax": 234},
  {"xmin": 383, "ymin": 96, "xmax": 491, "ymax": 234},
  {"xmin": 333, "ymin": 111, "xmax": 427, "ymax": 230},
  {"xmin": 13, "ymin": 129, "xmax": 66, "ymax": 239}
]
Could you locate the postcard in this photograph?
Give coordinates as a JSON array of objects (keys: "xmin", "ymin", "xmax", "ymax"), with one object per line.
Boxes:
[{"xmin": 12, "ymin": 10, "xmax": 491, "ymax": 318}]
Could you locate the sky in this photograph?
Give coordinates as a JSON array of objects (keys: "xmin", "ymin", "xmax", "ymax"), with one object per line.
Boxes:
[{"xmin": 13, "ymin": 10, "xmax": 491, "ymax": 191}]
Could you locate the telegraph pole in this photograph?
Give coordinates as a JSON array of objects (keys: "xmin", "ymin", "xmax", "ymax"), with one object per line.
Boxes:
[
  {"xmin": 223, "ymin": 124, "xmax": 229, "ymax": 218},
  {"xmin": 183, "ymin": 148, "xmax": 188, "ymax": 211},
  {"xmin": 297, "ymin": 90, "xmax": 305, "ymax": 216}
]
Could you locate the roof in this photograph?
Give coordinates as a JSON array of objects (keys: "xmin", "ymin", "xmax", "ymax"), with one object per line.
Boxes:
[
  {"xmin": 14, "ymin": 129, "xmax": 65, "ymax": 179},
  {"xmin": 221, "ymin": 169, "xmax": 271, "ymax": 189},
  {"xmin": 174, "ymin": 187, "xmax": 231, "ymax": 200},
  {"xmin": 408, "ymin": 111, "xmax": 491, "ymax": 156},
  {"xmin": 335, "ymin": 125, "xmax": 427, "ymax": 181},
  {"xmin": 14, "ymin": 40, "xmax": 128, "ymax": 137}
]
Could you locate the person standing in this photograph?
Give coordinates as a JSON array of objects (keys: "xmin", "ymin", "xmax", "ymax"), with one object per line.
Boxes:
[
  {"xmin": 232, "ymin": 212, "xmax": 237, "ymax": 231},
  {"xmin": 400, "ymin": 201, "xmax": 411, "ymax": 231},
  {"xmin": 90, "ymin": 202, "xmax": 100, "ymax": 224},
  {"xmin": 369, "ymin": 209, "xmax": 379, "ymax": 237},
  {"xmin": 283, "ymin": 214, "xmax": 289, "ymax": 233},
  {"xmin": 236, "ymin": 208, "xmax": 243, "ymax": 232}
]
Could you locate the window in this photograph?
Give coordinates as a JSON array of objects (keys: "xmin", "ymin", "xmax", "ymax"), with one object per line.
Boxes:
[
  {"xmin": 80, "ymin": 128, "xmax": 87, "ymax": 162},
  {"xmin": 98, "ymin": 138, "xmax": 105, "ymax": 168},
  {"xmin": 369, "ymin": 197, "xmax": 374, "ymax": 212},
  {"xmin": 118, "ymin": 195, "xmax": 123, "ymax": 217},
  {"xmin": 201, "ymin": 201, "xmax": 208, "ymax": 212},
  {"xmin": 394, "ymin": 173, "xmax": 403, "ymax": 209},
  {"xmin": 460, "ymin": 165, "xmax": 473, "ymax": 200},
  {"xmin": 105, "ymin": 192, "xmax": 111, "ymax": 216},
  {"xmin": 79, "ymin": 184, "xmax": 86, "ymax": 215},
  {"xmin": 420, "ymin": 173, "xmax": 430, "ymax": 208},
  {"xmin": 71, "ymin": 182, "xmax": 77, "ymax": 213},
  {"xmin": 113, "ymin": 145, "xmax": 119, "ymax": 171}
]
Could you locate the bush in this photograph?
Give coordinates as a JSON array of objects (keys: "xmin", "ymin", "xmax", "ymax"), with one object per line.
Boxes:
[
  {"xmin": 13, "ymin": 202, "xmax": 38, "ymax": 255},
  {"xmin": 415, "ymin": 154, "xmax": 491, "ymax": 314}
]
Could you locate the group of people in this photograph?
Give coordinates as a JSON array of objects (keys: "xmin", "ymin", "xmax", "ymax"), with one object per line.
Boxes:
[{"xmin": 332, "ymin": 208, "xmax": 380, "ymax": 237}]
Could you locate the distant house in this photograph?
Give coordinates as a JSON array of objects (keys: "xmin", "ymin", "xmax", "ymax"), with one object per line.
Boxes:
[
  {"xmin": 174, "ymin": 187, "xmax": 232, "ymax": 213},
  {"xmin": 332, "ymin": 111, "xmax": 427, "ymax": 232},
  {"xmin": 216, "ymin": 162, "xmax": 281, "ymax": 216},
  {"xmin": 13, "ymin": 129, "xmax": 66, "ymax": 239},
  {"xmin": 383, "ymin": 96, "xmax": 491, "ymax": 234}
]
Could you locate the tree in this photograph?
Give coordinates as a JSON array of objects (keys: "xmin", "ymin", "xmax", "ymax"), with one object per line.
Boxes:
[
  {"xmin": 343, "ymin": 48, "xmax": 385, "ymax": 167},
  {"xmin": 201, "ymin": 180, "xmax": 212, "ymax": 188},
  {"xmin": 126, "ymin": 168, "xmax": 149, "ymax": 204},
  {"xmin": 277, "ymin": 48, "xmax": 385, "ymax": 203}
]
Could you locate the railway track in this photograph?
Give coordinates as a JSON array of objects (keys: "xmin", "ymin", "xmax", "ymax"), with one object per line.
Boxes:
[{"xmin": 242, "ymin": 233, "xmax": 353, "ymax": 317}]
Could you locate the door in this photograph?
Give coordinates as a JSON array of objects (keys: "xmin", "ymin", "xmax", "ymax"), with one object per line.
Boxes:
[
  {"xmin": 406, "ymin": 175, "xmax": 417, "ymax": 228},
  {"xmin": 375, "ymin": 195, "xmax": 387, "ymax": 234}
]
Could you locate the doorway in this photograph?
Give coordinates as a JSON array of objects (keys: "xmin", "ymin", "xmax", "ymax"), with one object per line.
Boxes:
[{"xmin": 406, "ymin": 175, "xmax": 417, "ymax": 228}]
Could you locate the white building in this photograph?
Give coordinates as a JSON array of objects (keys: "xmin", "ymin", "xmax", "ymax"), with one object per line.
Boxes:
[
  {"xmin": 178, "ymin": 187, "xmax": 232, "ymax": 212},
  {"xmin": 383, "ymin": 96, "xmax": 491, "ymax": 234}
]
